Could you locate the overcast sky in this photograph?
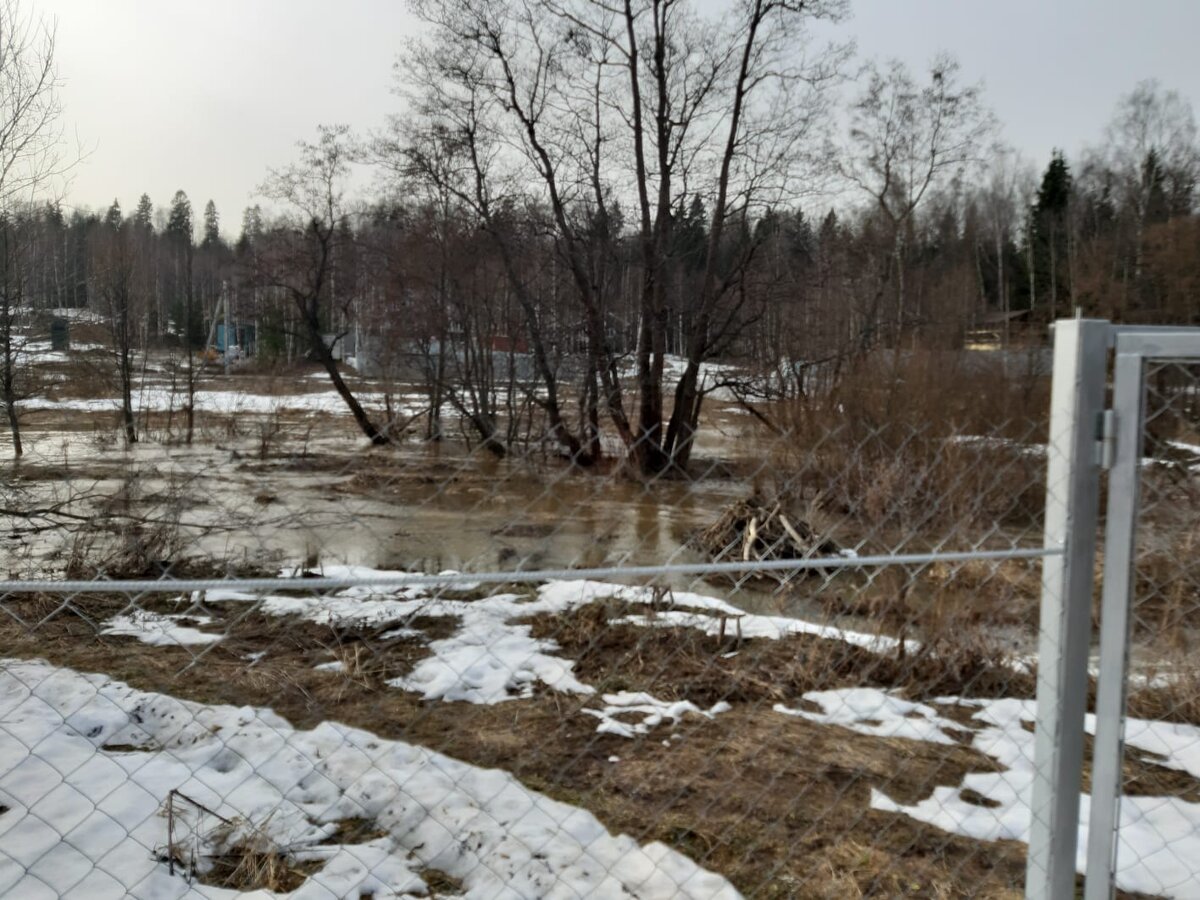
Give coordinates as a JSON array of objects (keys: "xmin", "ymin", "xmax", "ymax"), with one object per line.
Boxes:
[{"xmin": 30, "ymin": 0, "xmax": 1200, "ymax": 237}]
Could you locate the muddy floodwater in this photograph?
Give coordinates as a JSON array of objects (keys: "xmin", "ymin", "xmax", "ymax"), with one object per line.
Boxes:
[
  {"xmin": 3, "ymin": 418, "xmax": 827, "ymax": 616},
  {"xmin": 6, "ymin": 367, "xmax": 1197, "ymax": 670}
]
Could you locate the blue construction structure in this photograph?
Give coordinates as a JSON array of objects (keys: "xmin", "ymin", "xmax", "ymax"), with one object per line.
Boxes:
[{"xmin": 216, "ymin": 323, "xmax": 256, "ymax": 357}]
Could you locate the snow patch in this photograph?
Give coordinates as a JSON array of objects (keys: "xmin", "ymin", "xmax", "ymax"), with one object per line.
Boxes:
[
  {"xmin": 201, "ymin": 574, "xmax": 914, "ymax": 704},
  {"xmin": 100, "ymin": 611, "xmax": 221, "ymax": 647},
  {"xmin": 615, "ymin": 608, "xmax": 912, "ymax": 655},
  {"xmin": 584, "ymin": 692, "xmax": 730, "ymax": 739},
  {"xmin": 26, "ymin": 387, "xmax": 428, "ymax": 418},
  {"xmin": 0, "ymin": 659, "xmax": 737, "ymax": 899},
  {"xmin": 780, "ymin": 687, "xmax": 1200, "ymax": 899},
  {"xmin": 774, "ymin": 689, "xmax": 960, "ymax": 744}
]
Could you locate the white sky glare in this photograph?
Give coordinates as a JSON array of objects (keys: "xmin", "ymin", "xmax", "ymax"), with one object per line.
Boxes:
[
  {"xmin": 30, "ymin": 0, "xmax": 1200, "ymax": 237},
  {"xmin": 34, "ymin": 0, "xmax": 421, "ymax": 233}
]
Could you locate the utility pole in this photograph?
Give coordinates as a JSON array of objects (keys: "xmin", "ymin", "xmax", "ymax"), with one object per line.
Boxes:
[{"xmin": 222, "ymin": 281, "xmax": 231, "ymax": 376}]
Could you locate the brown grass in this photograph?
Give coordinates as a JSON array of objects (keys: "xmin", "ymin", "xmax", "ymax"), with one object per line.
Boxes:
[
  {"xmin": 157, "ymin": 790, "xmax": 322, "ymax": 892},
  {"xmin": 198, "ymin": 820, "xmax": 322, "ymax": 893},
  {"xmin": 1128, "ymin": 524, "xmax": 1200, "ymax": 649},
  {"xmin": 1127, "ymin": 659, "xmax": 1200, "ymax": 727},
  {"xmin": 760, "ymin": 348, "xmax": 1049, "ymax": 544},
  {"xmin": 817, "ymin": 557, "xmax": 1043, "ymax": 638},
  {"xmin": 524, "ymin": 600, "xmax": 1034, "ymax": 705},
  {"xmin": 0, "ymin": 591, "xmax": 1168, "ymax": 900}
]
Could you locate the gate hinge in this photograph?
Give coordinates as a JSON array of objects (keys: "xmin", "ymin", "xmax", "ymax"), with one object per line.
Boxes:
[{"xmin": 1096, "ymin": 409, "xmax": 1116, "ymax": 469}]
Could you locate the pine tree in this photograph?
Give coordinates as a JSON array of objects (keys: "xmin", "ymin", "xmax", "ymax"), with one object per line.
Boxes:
[
  {"xmin": 1031, "ymin": 151, "xmax": 1073, "ymax": 317},
  {"xmin": 133, "ymin": 194, "xmax": 154, "ymax": 232},
  {"xmin": 103, "ymin": 199, "xmax": 122, "ymax": 230},
  {"xmin": 1142, "ymin": 149, "xmax": 1170, "ymax": 225},
  {"xmin": 201, "ymin": 199, "xmax": 220, "ymax": 249},
  {"xmin": 783, "ymin": 208, "xmax": 815, "ymax": 263},
  {"xmin": 166, "ymin": 190, "xmax": 199, "ymax": 441},
  {"xmin": 166, "ymin": 190, "xmax": 193, "ymax": 245},
  {"xmin": 237, "ymin": 205, "xmax": 262, "ymax": 254}
]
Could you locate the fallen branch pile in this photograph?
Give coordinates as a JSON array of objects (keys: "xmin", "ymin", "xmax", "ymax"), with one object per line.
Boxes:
[{"xmin": 694, "ymin": 497, "xmax": 842, "ymax": 565}]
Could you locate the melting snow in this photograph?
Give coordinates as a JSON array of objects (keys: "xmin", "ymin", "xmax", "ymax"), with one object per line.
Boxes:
[
  {"xmin": 194, "ymin": 575, "xmax": 912, "ymax": 705},
  {"xmin": 0, "ymin": 659, "xmax": 737, "ymax": 899},
  {"xmin": 778, "ymin": 687, "xmax": 1200, "ymax": 899},
  {"xmin": 585, "ymin": 692, "xmax": 731, "ymax": 739},
  {"xmin": 100, "ymin": 611, "xmax": 221, "ymax": 647},
  {"xmin": 25, "ymin": 388, "xmax": 428, "ymax": 417}
]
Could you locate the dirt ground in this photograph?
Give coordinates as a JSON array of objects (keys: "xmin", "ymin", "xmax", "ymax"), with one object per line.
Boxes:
[{"xmin": 0, "ymin": 591, "xmax": 1177, "ymax": 899}]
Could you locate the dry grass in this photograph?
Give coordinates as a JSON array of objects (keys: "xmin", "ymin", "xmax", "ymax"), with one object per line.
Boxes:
[
  {"xmin": 159, "ymin": 792, "xmax": 322, "ymax": 893},
  {"xmin": 523, "ymin": 600, "xmax": 1036, "ymax": 705},
  {"xmin": 1128, "ymin": 524, "xmax": 1200, "ymax": 650},
  {"xmin": 0, "ymin": 593, "xmax": 1170, "ymax": 898},
  {"xmin": 199, "ymin": 819, "xmax": 321, "ymax": 893},
  {"xmin": 818, "ymin": 557, "xmax": 1043, "ymax": 637},
  {"xmin": 419, "ymin": 868, "xmax": 467, "ymax": 893},
  {"xmin": 1127, "ymin": 659, "xmax": 1200, "ymax": 727},
  {"xmin": 760, "ymin": 348, "xmax": 1049, "ymax": 543}
]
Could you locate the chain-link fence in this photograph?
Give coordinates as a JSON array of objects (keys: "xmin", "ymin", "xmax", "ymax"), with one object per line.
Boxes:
[
  {"xmin": 1, "ymin": 321, "xmax": 1198, "ymax": 898},
  {"xmin": 1085, "ymin": 348, "xmax": 1200, "ymax": 900}
]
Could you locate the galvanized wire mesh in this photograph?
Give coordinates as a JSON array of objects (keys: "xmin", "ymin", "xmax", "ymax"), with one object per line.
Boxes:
[
  {"xmin": 1094, "ymin": 359, "xmax": 1200, "ymax": 900},
  {"xmin": 0, "ymin": 333, "xmax": 1186, "ymax": 898}
]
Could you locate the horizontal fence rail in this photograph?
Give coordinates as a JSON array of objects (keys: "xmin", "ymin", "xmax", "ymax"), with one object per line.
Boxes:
[{"xmin": 0, "ymin": 547, "xmax": 1064, "ymax": 595}]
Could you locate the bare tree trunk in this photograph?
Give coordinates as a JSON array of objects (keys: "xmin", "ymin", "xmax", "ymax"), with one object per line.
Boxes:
[
  {"xmin": 581, "ymin": 353, "xmax": 601, "ymax": 463},
  {"xmin": 183, "ymin": 246, "xmax": 196, "ymax": 445},
  {"xmin": 1, "ymin": 302, "xmax": 20, "ymax": 458},
  {"xmin": 305, "ymin": 316, "xmax": 387, "ymax": 445},
  {"xmin": 427, "ymin": 334, "xmax": 446, "ymax": 441},
  {"xmin": 997, "ymin": 232, "xmax": 1009, "ymax": 346},
  {"xmin": 2, "ymin": 309, "xmax": 21, "ymax": 457},
  {"xmin": 5, "ymin": 397, "xmax": 20, "ymax": 457},
  {"xmin": 462, "ymin": 133, "xmax": 587, "ymax": 464},
  {"xmin": 119, "ymin": 345, "xmax": 137, "ymax": 446}
]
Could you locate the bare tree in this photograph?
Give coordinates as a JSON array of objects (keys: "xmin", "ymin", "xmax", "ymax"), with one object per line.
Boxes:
[
  {"xmin": 0, "ymin": 0, "xmax": 69, "ymax": 458},
  {"xmin": 405, "ymin": 0, "xmax": 849, "ymax": 473},
  {"xmin": 91, "ymin": 202, "xmax": 140, "ymax": 446},
  {"xmin": 0, "ymin": 210, "xmax": 37, "ymax": 457},
  {"xmin": 978, "ymin": 145, "xmax": 1035, "ymax": 343},
  {"xmin": 1106, "ymin": 79, "xmax": 1199, "ymax": 224},
  {"xmin": 839, "ymin": 55, "xmax": 992, "ymax": 347},
  {"xmin": 257, "ymin": 126, "xmax": 388, "ymax": 444},
  {"xmin": 382, "ymin": 18, "xmax": 602, "ymax": 462}
]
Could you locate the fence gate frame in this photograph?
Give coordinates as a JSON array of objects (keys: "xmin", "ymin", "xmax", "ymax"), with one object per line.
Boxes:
[
  {"xmin": 1026, "ymin": 321, "xmax": 1200, "ymax": 900},
  {"xmin": 1085, "ymin": 327, "xmax": 1200, "ymax": 900}
]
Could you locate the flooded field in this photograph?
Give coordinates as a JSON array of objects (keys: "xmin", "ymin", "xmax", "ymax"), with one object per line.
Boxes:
[
  {"xmin": 5, "ymin": 362, "xmax": 805, "ymax": 609},
  {"xmin": 3, "ymin": 353, "xmax": 1200, "ymax": 899}
]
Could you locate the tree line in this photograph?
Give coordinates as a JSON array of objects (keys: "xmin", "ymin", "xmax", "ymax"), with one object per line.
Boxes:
[{"xmin": 2, "ymin": 0, "xmax": 1199, "ymax": 471}]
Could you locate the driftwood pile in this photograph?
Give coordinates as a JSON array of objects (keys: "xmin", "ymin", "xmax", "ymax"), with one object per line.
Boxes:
[{"xmin": 694, "ymin": 497, "xmax": 841, "ymax": 567}]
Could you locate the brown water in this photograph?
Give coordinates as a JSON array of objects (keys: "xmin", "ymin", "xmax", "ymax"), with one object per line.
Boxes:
[{"xmin": 4, "ymin": 429, "xmax": 817, "ymax": 615}]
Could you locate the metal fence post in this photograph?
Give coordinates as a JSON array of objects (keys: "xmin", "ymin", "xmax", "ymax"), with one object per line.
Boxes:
[
  {"xmin": 1083, "ymin": 344, "xmax": 1145, "ymax": 900},
  {"xmin": 1025, "ymin": 318, "xmax": 1110, "ymax": 900}
]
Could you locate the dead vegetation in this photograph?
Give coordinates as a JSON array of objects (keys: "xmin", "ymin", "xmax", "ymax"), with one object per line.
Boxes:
[
  {"xmin": 757, "ymin": 349, "xmax": 1050, "ymax": 543},
  {"xmin": 693, "ymin": 495, "xmax": 842, "ymax": 567},
  {"xmin": 815, "ymin": 557, "xmax": 1043, "ymax": 638},
  {"xmin": 3, "ymin": 353, "xmax": 1197, "ymax": 899},
  {"xmin": 1127, "ymin": 659, "xmax": 1200, "ymax": 727},
  {"xmin": 0, "ymin": 591, "xmax": 1170, "ymax": 899},
  {"xmin": 526, "ymin": 599, "xmax": 1033, "ymax": 706},
  {"xmin": 159, "ymin": 791, "xmax": 322, "ymax": 892},
  {"xmin": 1128, "ymin": 520, "xmax": 1200, "ymax": 648}
]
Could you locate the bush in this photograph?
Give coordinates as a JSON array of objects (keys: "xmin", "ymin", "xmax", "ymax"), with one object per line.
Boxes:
[{"xmin": 762, "ymin": 346, "xmax": 1050, "ymax": 544}]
